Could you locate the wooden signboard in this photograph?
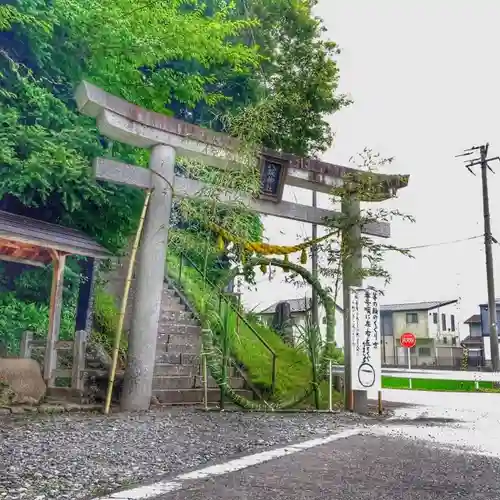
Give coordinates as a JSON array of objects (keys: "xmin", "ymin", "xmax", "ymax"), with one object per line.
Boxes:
[{"xmin": 259, "ymin": 154, "xmax": 287, "ymax": 203}]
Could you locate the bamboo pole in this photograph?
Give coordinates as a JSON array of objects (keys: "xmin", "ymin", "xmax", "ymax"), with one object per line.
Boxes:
[{"xmin": 104, "ymin": 190, "xmax": 152, "ymax": 415}]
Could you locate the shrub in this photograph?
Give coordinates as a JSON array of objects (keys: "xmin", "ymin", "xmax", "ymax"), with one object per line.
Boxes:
[
  {"xmin": 91, "ymin": 287, "xmax": 127, "ymax": 367},
  {"xmin": 0, "ymin": 293, "xmax": 75, "ymax": 355}
]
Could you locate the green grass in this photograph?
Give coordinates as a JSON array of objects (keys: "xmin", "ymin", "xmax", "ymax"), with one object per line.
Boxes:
[
  {"xmin": 382, "ymin": 377, "xmax": 499, "ymax": 393},
  {"xmin": 166, "ymin": 252, "xmax": 342, "ymax": 408}
]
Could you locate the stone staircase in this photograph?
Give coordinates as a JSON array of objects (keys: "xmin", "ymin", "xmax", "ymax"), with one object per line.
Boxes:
[{"xmin": 152, "ymin": 282, "xmax": 254, "ymax": 405}]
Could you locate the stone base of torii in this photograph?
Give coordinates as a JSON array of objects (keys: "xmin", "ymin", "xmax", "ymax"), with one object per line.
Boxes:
[{"xmin": 74, "ymin": 81, "xmax": 409, "ymax": 413}]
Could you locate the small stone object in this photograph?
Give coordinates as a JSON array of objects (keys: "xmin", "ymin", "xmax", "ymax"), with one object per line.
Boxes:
[{"xmin": 0, "ymin": 357, "xmax": 46, "ymax": 405}]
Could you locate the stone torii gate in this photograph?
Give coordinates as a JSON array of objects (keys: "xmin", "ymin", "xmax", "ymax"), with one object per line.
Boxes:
[{"xmin": 75, "ymin": 81, "xmax": 409, "ymax": 412}]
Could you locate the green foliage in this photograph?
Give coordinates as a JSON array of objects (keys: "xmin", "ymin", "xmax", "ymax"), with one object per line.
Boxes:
[
  {"xmin": 317, "ymin": 148, "xmax": 414, "ymax": 286},
  {"xmin": 91, "ymin": 287, "xmax": 127, "ymax": 366},
  {"xmin": 92, "ymin": 288, "xmax": 120, "ymax": 339},
  {"xmin": 240, "ymin": 0, "xmax": 350, "ymax": 156},
  {"xmin": 0, "ymin": 57, "xmax": 145, "ymax": 251},
  {"xmin": 0, "ymin": 0, "xmax": 262, "ymax": 252},
  {"xmin": 2, "ymin": 258, "xmax": 82, "ymax": 305},
  {"xmin": 0, "ymin": 293, "xmax": 75, "ymax": 355}
]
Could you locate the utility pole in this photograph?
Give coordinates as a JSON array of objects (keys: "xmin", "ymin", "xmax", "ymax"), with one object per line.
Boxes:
[{"xmin": 457, "ymin": 143, "xmax": 500, "ymax": 371}]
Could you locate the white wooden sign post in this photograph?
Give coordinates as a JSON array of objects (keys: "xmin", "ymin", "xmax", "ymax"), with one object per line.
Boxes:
[
  {"xmin": 349, "ymin": 286, "xmax": 382, "ymax": 407},
  {"xmin": 74, "ymin": 81, "xmax": 408, "ymax": 412}
]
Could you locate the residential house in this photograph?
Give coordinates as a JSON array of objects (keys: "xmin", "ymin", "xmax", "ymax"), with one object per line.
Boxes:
[
  {"xmin": 259, "ymin": 297, "xmax": 344, "ymax": 348},
  {"xmin": 478, "ymin": 300, "xmax": 500, "ymax": 366},
  {"xmin": 462, "ymin": 314, "xmax": 484, "ymax": 367},
  {"xmin": 380, "ymin": 300, "xmax": 461, "ymax": 368}
]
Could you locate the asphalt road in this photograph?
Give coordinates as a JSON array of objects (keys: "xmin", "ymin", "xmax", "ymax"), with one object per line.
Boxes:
[
  {"xmin": 97, "ymin": 390, "xmax": 500, "ymax": 499},
  {"xmin": 156, "ymin": 432, "xmax": 500, "ymax": 499}
]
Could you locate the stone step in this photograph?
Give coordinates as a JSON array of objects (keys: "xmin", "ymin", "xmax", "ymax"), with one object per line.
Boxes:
[
  {"xmin": 153, "ymin": 388, "xmax": 254, "ymax": 405},
  {"xmin": 155, "ymin": 352, "xmax": 200, "ymax": 365},
  {"xmin": 159, "ymin": 310, "xmax": 195, "ymax": 323},
  {"xmin": 163, "ymin": 286, "xmax": 178, "ymax": 296},
  {"xmin": 160, "ymin": 300, "xmax": 186, "ymax": 312},
  {"xmin": 157, "ymin": 333, "xmax": 201, "ymax": 346},
  {"xmin": 154, "ymin": 364, "xmax": 201, "ymax": 376},
  {"xmin": 152, "ymin": 375, "xmax": 245, "ymax": 390},
  {"xmin": 154, "ymin": 363, "xmax": 239, "ymax": 377},
  {"xmin": 159, "ymin": 343, "xmax": 200, "ymax": 354},
  {"xmin": 157, "ymin": 323, "xmax": 201, "ymax": 335}
]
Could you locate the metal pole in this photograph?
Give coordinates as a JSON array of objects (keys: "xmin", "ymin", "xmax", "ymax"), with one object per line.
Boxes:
[
  {"xmin": 480, "ymin": 144, "xmax": 500, "ymax": 372},
  {"xmin": 408, "ymin": 349, "xmax": 412, "ymax": 389}
]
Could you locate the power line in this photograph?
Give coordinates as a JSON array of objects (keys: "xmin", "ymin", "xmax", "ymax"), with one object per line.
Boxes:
[{"xmin": 402, "ymin": 234, "xmax": 484, "ymax": 251}]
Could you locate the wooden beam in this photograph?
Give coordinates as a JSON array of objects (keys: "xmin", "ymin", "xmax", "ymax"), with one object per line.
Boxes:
[
  {"xmin": 0, "ymin": 238, "xmax": 50, "ymax": 262},
  {"xmin": 0, "ymin": 254, "xmax": 46, "ymax": 268},
  {"xmin": 44, "ymin": 252, "xmax": 66, "ymax": 386},
  {"xmin": 94, "ymin": 158, "xmax": 391, "ymax": 238}
]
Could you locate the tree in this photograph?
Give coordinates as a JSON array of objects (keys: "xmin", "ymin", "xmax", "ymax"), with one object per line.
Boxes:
[
  {"xmin": 0, "ymin": 0, "xmax": 260, "ymax": 250},
  {"xmin": 166, "ymin": 0, "xmax": 349, "ymax": 157}
]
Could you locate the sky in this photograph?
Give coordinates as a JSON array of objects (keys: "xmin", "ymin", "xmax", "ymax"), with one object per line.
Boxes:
[{"xmin": 241, "ymin": 0, "xmax": 500, "ymax": 330}]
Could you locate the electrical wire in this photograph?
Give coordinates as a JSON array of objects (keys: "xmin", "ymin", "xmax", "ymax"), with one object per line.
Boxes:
[{"xmin": 402, "ymin": 234, "xmax": 484, "ymax": 251}]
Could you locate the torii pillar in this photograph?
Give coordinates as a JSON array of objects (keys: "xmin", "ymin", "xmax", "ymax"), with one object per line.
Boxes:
[{"xmin": 123, "ymin": 145, "xmax": 175, "ymax": 410}]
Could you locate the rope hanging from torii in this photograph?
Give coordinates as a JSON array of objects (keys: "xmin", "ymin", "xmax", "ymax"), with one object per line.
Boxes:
[{"xmin": 208, "ymin": 223, "xmax": 337, "ymax": 273}]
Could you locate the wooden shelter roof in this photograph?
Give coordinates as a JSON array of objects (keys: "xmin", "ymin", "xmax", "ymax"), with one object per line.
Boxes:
[{"xmin": 0, "ymin": 210, "xmax": 111, "ymax": 266}]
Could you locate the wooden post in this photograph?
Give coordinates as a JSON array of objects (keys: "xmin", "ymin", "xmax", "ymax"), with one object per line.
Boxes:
[
  {"xmin": 20, "ymin": 331, "xmax": 33, "ymax": 358},
  {"xmin": 72, "ymin": 330, "xmax": 87, "ymax": 391},
  {"xmin": 44, "ymin": 252, "xmax": 66, "ymax": 387}
]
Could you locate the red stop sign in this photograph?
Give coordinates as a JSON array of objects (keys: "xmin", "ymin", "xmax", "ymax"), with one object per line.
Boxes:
[{"xmin": 400, "ymin": 332, "xmax": 416, "ymax": 349}]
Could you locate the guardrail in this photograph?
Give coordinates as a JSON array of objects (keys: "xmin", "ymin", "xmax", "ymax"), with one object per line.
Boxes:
[{"xmin": 331, "ymin": 365, "xmax": 500, "ymax": 387}]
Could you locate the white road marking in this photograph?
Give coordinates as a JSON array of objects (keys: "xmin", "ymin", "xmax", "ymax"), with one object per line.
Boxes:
[{"xmin": 93, "ymin": 428, "xmax": 362, "ymax": 500}]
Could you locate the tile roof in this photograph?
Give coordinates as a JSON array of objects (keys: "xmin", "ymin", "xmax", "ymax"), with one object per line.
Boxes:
[
  {"xmin": 380, "ymin": 300, "xmax": 458, "ymax": 312},
  {"xmin": 461, "ymin": 335, "xmax": 483, "ymax": 344},
  {"xmin": 0, "ymin": 210, "xmax": 111, "ymax": 259},
  {"xmin": 464, "ymin": 314, "xmax": 481, "ymax": 324},
  {"xmin": 259, "ymin": 297, "xmax": 343, "ymax": 315}
]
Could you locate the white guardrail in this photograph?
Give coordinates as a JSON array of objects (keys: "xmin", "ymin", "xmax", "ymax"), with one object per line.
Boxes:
[{"xmin": 330, "ymin": 365, "xmax": 500, "ymax": 384}]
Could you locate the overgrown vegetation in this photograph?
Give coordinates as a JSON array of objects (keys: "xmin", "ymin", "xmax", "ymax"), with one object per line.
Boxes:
[{"xmin": 166, "ymin": 251, "xmax": 343, "ymax": 408}]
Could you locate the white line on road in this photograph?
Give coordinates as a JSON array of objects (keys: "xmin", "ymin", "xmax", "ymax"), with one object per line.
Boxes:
[{"xmin": 93, "ymin": 428, "xmax": 362, "ymax": 500}]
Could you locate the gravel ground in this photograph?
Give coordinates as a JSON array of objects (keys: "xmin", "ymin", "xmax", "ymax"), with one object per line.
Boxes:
[{"xmin": 0, "ymin": 408, "xmax": 371, "ymax": 500}]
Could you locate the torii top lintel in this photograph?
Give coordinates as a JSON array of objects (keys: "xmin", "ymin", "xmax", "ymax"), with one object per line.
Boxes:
[{"xmin": 75, "ymin": 81, "xmax": 409, "ymax": 199}]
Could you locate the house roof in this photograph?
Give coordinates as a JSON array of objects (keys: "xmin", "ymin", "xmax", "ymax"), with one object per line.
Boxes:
[
  {"xmin": 259, "ymin": 297, "xmax": 344, "ymax": 315},
  {"xmin": 0, "ymin": 210, "xmax": 111, "ymax": 265},
  {"xmin": 461, "ymin": 335, "xmax": 483, "ymax": 345},
  {"xmin": 464, "ymin": 314, "xmax": 481, "ymax": 324},
  {"xmin": 380, "ymin": 299, "xmax": 458, "ymax": 313}
]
